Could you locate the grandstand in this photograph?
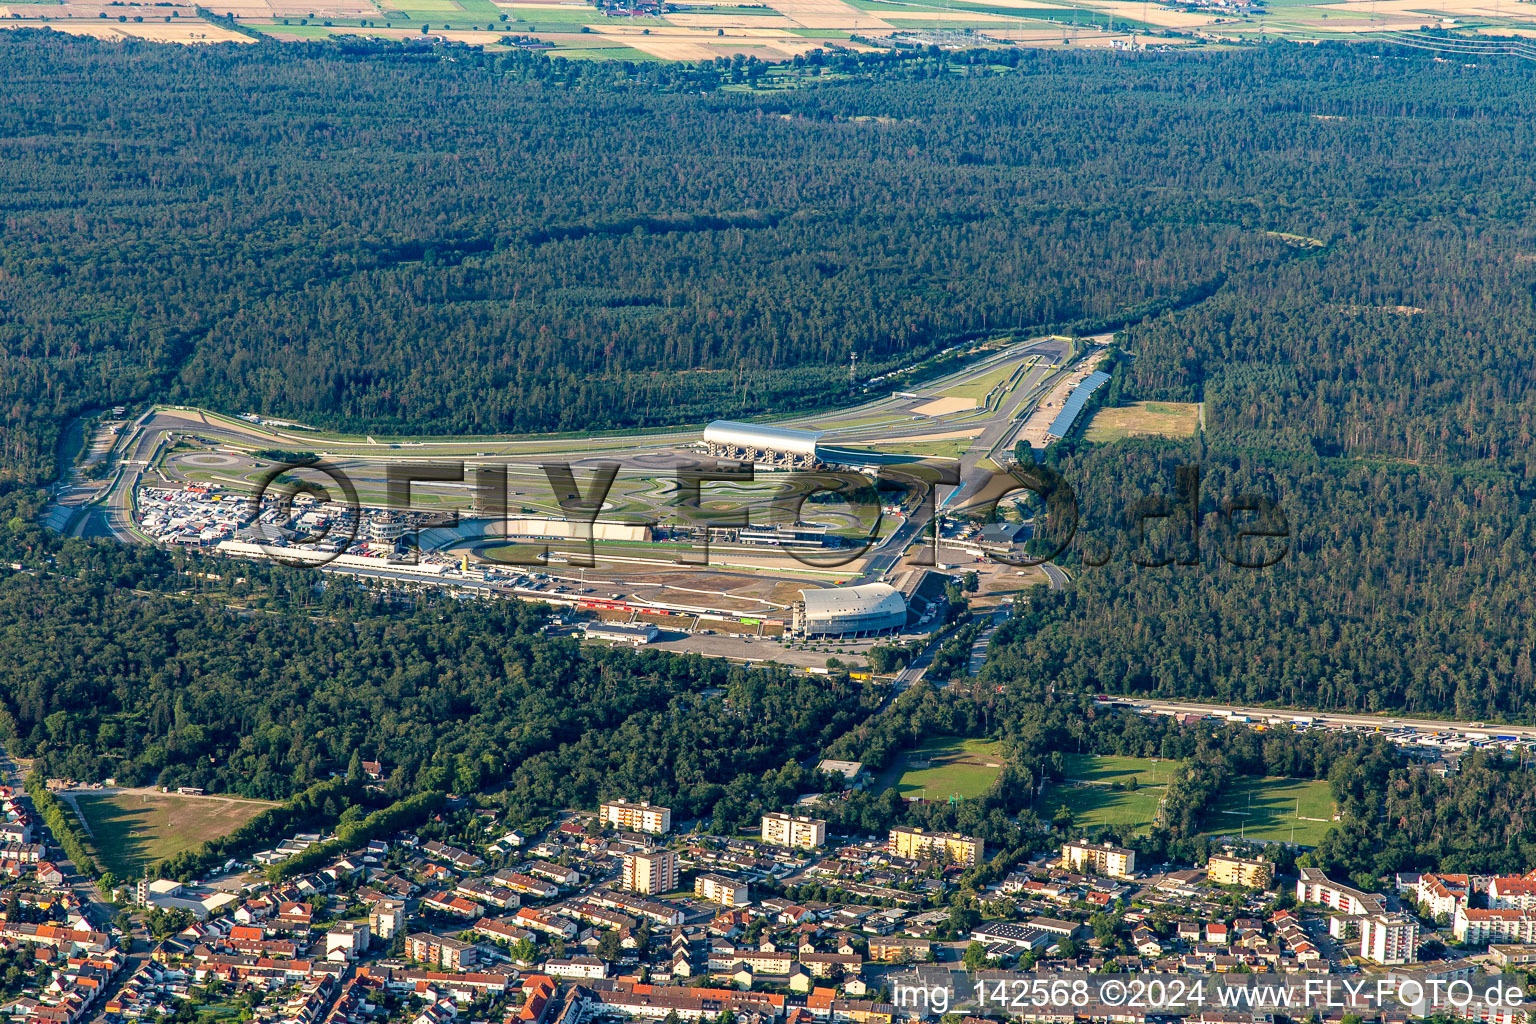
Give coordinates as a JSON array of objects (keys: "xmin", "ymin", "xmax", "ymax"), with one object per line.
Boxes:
[
  {"xmin": 703, "ymin": 420, "xmax": 824, "ymax": 469},
  {"xmin": 1045, "ymin": 371, "xmax": 1111, "ymax": 440}
]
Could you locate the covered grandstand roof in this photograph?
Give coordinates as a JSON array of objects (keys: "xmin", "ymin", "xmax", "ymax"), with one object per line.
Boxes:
[
  {"xmin": 799, "ymin": 583, "xmax": 906, "ymax": 622},
  {"xmin": 1046, "ymin": 370, "xmax": 1112, "ymax": 439},
  {"xmin": 704, "ymin": 420, "xmax": 824, "ymax": 458}
]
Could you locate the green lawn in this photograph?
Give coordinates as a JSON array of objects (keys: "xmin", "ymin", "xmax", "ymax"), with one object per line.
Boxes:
[
  {"xmin": 861, "ymin": 438, "xmax": 971, "ymax": 459},
  {"xmin": 1201, "ymin": 776, "xmax": 1336, "ymax": 846},
  {"xmin": 940, "ymin": 362, "xmax": 1017, "ymax": 403},
  {"xmin": 1041, "ymin": 753, "xmax": 1183, "ymax": 835},
  {"xmin": 895, "ymin": 736, "xmax": 1008, "ymax": 801},
  {"xmin": 77, "ymin": 791, "xmax": 276, "ymax": 879}
]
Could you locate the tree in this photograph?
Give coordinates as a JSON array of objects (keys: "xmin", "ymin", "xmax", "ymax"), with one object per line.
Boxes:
[
  {"xmin": 962, "ymin": 941, "xmax": 988, "ymax": 973},
  {"xmin": 597, "ymin": 929, "xmax": 622, "ymax": 960}
]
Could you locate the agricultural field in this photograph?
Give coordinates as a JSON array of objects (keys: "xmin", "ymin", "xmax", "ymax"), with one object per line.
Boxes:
[
  {"xmin": 1201, "ymin": 776, "xmax": 1336, "ymax": 846},
  {"xmin": 75, "ymin": 791, "xmax": 275, "ymax": 879},
  {"xmin": 1083, "ymin": 401, "xmax": 1201, "ymax": 442},
  {"xmin": 6, "ymin": 0, "xmax": 1536, "ymax": 54},
  {"xmin": 894, "ymin": 736, "xmax": 1008, "ymax": 800},
  {"xmin": 1041, "ymin": 753, "xmax": 1181, "ymax": 834}
]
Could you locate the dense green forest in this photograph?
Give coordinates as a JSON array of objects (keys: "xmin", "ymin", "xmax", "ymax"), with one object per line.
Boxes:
[
  {"xmin": 5, "ymin": 35, "xmax": 1533, "ymax": 487},
  {"xmin": 6, "ymin": 33, "xmax": 1536, "ymax": 870},
  {"xmin": 0, "ymin": 555, "xmax": 872, "ymax": 812}
]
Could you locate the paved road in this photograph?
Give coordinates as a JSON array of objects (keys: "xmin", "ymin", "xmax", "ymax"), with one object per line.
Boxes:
[
  {"xmin": 1040, "ymin": 563, "xmax": 1069, "ymax": 591},
  {"xmin": 1116, "ymin": 697, "xmax": 1536, "ymax": 742},
  {"xmin": 966, "ymin": 605, "xmax": 1010, "ymax": 675}
]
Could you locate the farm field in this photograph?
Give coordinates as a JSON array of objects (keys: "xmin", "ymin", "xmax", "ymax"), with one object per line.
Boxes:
[
  {"xmin": 76, "ymin": 791, "xmax": 276, "ymax": 879},
  {"xmin": 895, "ymin": 736, "xmax": 1008, "ymax": 800},
  {"xmin": 7, "ymin": 0, "xmax": 1536, "ymax": 53},
  {"xmin": 1201, "ymin": 776, "xmax": 1336, "ymax": 846},
  {"xmin": 1041, "ymin": 753, "xmax": 1182, "ymax": 834},
  {"xmin": 1083, "ymin": 401, "xmax": 1201, "ymax": 442}
]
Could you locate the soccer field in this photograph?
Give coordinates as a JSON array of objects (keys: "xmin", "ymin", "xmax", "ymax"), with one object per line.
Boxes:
[
  {"xmin": 1201, "ymin": 776, "xmax": 1336, "ymax": 846},
  {"xmin": 77, "ymin": 791, "xmax": 275, "ymax": 879},
  {"xmin": 1041, "ymin": 753, "xmax": 1182, "ymax": 834},
  {"xmin": 895, "ymin": 736, "xmax": 1008, "ymax": 801}
]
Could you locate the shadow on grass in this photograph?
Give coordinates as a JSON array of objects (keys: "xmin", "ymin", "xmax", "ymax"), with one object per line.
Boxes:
[{"xmin": 75, "ymin": 797, "xmax": 158, "ymax": 879}]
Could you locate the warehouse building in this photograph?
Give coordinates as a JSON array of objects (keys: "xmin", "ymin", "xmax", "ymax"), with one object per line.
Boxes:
[
  {"xmin": 582, "ymin": 622, "xmax": 660, "ymax": 646},
  {"xmin": 791, "ymin": 583, "xmax": 907, "ymax": 637},
  {"xmin": 703, "ymin": 420, "xmax": 824, "ymax": 469}
]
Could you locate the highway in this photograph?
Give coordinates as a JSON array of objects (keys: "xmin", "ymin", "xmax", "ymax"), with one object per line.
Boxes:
[{"xmin": 1113, "ymin": 696, "xmax": 1536, "ymax": 743}]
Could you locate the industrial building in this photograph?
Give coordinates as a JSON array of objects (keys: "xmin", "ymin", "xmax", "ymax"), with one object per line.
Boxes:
[
  {"xmin": 702, "ymin": 420, "xmax": 824, "ymax": 469},
  {"xmin": 791, "ymin": 583, "xmax": 907, "ymax": 637},
  {"xmin": 582, "ymin": 622, "xmax": 660, "ymax": 646}
]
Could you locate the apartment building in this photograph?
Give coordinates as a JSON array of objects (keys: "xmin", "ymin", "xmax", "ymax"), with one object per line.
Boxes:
[
  {"xmin": 693, "ymin": 873, "xmax": 749, "ymax": 907},
  {"xmin": 622, "ymin": 848, "xmax": 678, "ymax": 895},
  {"xmin": 867, "ymin": 937, "xmax": 932, "ymax": 963},
  {"xmin": 1414, "ymin": 873, "xmax": 1472, "ymax": 919},
  {"xmin": 1207, "ymin": 853, "xmax": 1273, "ymax": 890},
  {"xmin": 406, "ymin": 933, "xmax": 478, "ymax": 971},
  {"xmin": 1359, "ymin": 913, "xmax": 1419, "ymax": 965},
  {"xmin": 369, "ymin": 901, "xmax": 405, "ymax": 941},
  {"xmin": 762, "ymin": 812, "xmax": 827, "ymax": 850},
  {"xmin": 601, "ymin": 801, "xmax": 672, "ymax": 835},
  {"xmin": 1297, "ymin": 866, "xmax": 1385, "ymax": 915},
  {"xmin": 888, "ymin": 827, "xmax": 984, "ymax": 867},
  {"xmin": 1061, "ymin": 840, "xmax": 1136, "ymax": 880},
  {"xmin": 1454, "ymin": 906, "xmax": 1536, "ymax": 944},
  {"xmin": 1490, "ymin": 875, "xmax": 1536, "ymax": 912}
]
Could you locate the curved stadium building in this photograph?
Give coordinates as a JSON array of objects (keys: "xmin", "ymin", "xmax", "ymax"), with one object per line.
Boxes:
[
  {"xmin": 792, "ymin": 583, "xmax": 908, "ymax": 637},
  {"xmin": 702, "ymin": 419, "xmax": 824, "ymax": 468}
]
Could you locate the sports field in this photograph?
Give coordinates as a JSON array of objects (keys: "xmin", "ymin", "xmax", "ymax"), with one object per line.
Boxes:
[
  {"xmin": 895, "ymin": 736, "xmax": 1008, "ymax": 800},
  {"xmin": 1041, "ymin": 753, "xmax": 1181, "ymax": 834},
  {"xmin": 1083, "ymin": 401, "xmax": 1200, "ymax": 442},
  {"xmin": 76, "ymin": 791, "xmax": 275, "ymax": 879},
  {"xmin": 1201, "ymin": 775, "xmax": 1336, "ymax": 846}
]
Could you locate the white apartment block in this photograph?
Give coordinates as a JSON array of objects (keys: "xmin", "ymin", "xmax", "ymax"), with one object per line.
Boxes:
[
  {"xmin": 1414, "ymin": 873, "xmax": 1471, "ymax": 919},
  {"xmin": 370, "ymin": 901, "xmax": 405, "ymax": 940},
  {"xmin": 1489, "ymin": 875, "xmax": 1536, "ymax": 912},
  {"xmin": 601, "ymin": 801, "xmax": 672, "ymax": 835},
  {"xmin": 1454, "ymin": 906, "xmax": 1536, "ymax": 944},
  {"xmin": 622, "ymin": 848, "xmax": 678, "ymax": 895},
  {"xmin": 1297, "ymin": 867, "xmax": 1385, "ymax": 915},
  {"xmin": 1359, "ymin": 913, "xmax": 1419, "ymax": 964},
  {"xmin": 694, "ymin": 872, "xmax": 750, "ymax": 907},
  {"xmin": 761, "ymin": 812, "xmax": 826, "ymax": 850},
  {"xmin": 1061, "ymin": 840, "xmax": 1136, "ymax": 879}
]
